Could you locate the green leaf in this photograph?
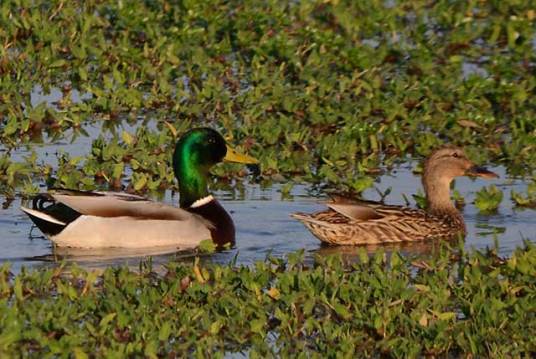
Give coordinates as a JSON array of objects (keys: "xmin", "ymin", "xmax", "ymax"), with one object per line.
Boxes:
[
  {"xmin": 133, "ymin": 174, "xmax": 147, "ymax": 191},
  {"xmin": 210, "ymin": 320, "xmax": 223, "ymax": 335},
  {"xmin": 436, "ymin": 312, "xmax": 456, "ymax": 321},
  {"xmin": 158, "ymin": 321, "xmax": 172, "ymax": 341},
  {"xmin": 333, "ymin": 303, "xmax": 351, "ymax": 320},
  {"xmin": 99, "ymin": 313, "xmax": 116, "ymax": 335},
  {"xmin": 13, "ymin": 277, "xmax": 23, "ymax": 301},
  {"xmin": 198, "ymin": 239, "xmax": 217, "ymax": 253},
  {"xmin": 73, "ymin": 348, "xmax": 89, "ymax": 359},
  {"xmin": 122, "ymin": 131, "xmax": 134, "ymax": 145},
  {"xmin": 50, "ymin": 59, "xmax": 67, "ymax": 68},
  {"xmin": 475, "ymin": 185, "xmax": 503, "ymax": 213},
  {"xmin": 250, "ymin": 319, "xmax": 265, "ymax": 333}
]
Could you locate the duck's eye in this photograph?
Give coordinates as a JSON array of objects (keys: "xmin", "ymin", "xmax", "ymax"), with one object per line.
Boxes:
[{"xmin": 452, "ymin": 152, "xmax": 459, "ymax": 158}]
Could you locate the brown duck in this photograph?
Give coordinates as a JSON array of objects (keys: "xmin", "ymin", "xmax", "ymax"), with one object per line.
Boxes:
[{"xmin": 292, "ymin": 146, "xmax": 498, "ymax": 245}]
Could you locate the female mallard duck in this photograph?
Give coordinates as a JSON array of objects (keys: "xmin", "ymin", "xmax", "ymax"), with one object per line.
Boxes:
[
  {"xmin": 21, "ymin": 128, "xmax": 258, "ymax": 249},
  {"xmin": 292, "ymin": 146, "xmax": 498, "ymax": 245}
]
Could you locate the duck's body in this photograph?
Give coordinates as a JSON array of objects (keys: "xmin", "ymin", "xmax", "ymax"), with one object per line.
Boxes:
[
  {"xmin": 22, "ymin": 190, "xmax": 220, "ymax": 249},
  {"xmin": 21, "ymin": 128, "xmax": 257, "ymax": 249},
  {"xmin": 292, "ymin": 198, "xmax": 465, "ymax": 245},
  {"xmin": 292, "ymin": 146, "xmax": 497, "ymax": 245}
]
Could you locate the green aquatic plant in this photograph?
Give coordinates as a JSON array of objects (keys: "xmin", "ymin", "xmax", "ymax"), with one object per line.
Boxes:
[
  {"xmin": 0, "ymin": 243, "xmax": 534, "ymax": 357},
  {"xmin": 0, "ymin": 2, "xmax": 533, "ymax": 355},
  {"xmin": 511, "ymin": 180, "xmax": 536, "ymax": 208},
  {"xmin": 0, "ymin": 152, "xmax": 41, "ymax": 190},
  {"xmin": 474, "ymin": 185, "xmax": 504, "ymax": 213},
  {"xmin": 0, "ymin": 0, "xmax": 535, "ymax": 198}
]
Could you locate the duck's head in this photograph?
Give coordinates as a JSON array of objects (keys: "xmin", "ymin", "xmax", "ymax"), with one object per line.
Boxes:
[
  {"xmin": 423, "ymin": 146, "xmax": 497, "ymax": 182},
  {"xmin": 423, "ymin": 145, "xmax": 497, "ymax": 210},
  {"xmin": 173, "ymin": 128, "xmax": 258, "ymax": 207}
]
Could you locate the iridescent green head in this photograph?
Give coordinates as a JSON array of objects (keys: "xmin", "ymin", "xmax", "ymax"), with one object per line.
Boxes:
[{"xmin": 173, "ymin": 128, "xmax": 257, "ymax": 208}]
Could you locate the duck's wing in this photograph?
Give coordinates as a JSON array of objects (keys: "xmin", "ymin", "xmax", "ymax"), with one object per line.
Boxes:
[
  {"xmin": 50, "ymin": 215, "xmax": 213, "ymax": 249},
  {"xmin": 49, "ymin": 190, "xmax": 199, "ymax": 221},
  {"xmin": 326, "ymin": 195, "xmax": 426, "ymax": 221},
  {"xmin": 49, "ymin": 188, "xmax": 147, "ymax": 200},
  {"xmin": 291, "ymin": 198, "xmax": 389, "ymax": 229},
  {"xmin": 325, "ymin": 202, "xmax": 384, "ymax": 221},
  {"xmin": 292, "ymin": 197, "xmax": 455, "ymax": 245}
]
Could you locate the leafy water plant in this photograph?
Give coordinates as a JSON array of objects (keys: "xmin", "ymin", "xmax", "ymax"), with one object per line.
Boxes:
[
  {"xmin": 511, "ymin": 180, "xmax": 536, "ymax": 208},
  {"xmin": 0, "ymin": 1, "xmax": 534, "ymax": 354},
  {"xmin": 0, "ymin": 0, "xmax": 535, "ymax": 198},
  {"xmin": 0, "ymin": 243, "xmax": 534, "ymax": 357},
  {"xmin": 474, "ymin": 184, "xmax": 504, "ymax": 213}
]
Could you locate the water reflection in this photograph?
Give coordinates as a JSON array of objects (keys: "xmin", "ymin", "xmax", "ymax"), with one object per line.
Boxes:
[
  {"xmin": 313, "ymin": 239, "xmax": 443, "ymax": 259},
  {"xmin": 31, "ymin": 245, "xmax": 190, "ymax": 263}
]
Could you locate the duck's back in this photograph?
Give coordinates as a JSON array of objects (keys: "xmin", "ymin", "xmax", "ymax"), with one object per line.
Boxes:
[{"xmin": 292, "ymin": 200, "xmax": 464, "ymax": 245}]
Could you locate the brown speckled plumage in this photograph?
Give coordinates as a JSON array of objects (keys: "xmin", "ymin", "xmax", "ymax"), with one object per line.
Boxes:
[{"xmin": 292, "ymin": 146, "xmax": 497, "ymax": 245}]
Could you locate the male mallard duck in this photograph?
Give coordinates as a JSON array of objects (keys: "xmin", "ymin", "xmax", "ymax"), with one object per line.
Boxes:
[
  {"xmin": 21, "ymin": 128, "xmax": 258, "ymax": 249},
  {"xmin": 292, "ymin": 146, "xmax": 498, "ymax": 245}
]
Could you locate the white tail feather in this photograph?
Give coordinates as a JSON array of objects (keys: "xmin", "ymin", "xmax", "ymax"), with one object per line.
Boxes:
[{"xmin": 20, "ymin": 206, "xmax": 66, "ymax": 226}]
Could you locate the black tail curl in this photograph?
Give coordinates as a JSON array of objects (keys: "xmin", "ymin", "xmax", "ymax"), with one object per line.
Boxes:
[
  {"xmin": 32, "ymin": 193, "xmax": 56, "ymax": 210},
  {"xmin": 25, "ymin": 193, "xmax": 82, "ymax": 236}
]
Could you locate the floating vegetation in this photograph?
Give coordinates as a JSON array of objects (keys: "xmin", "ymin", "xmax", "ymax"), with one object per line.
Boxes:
[
  {"xmin": 0, "ymin": 243, "xmax": 534, "ymax": 357},
  {"xmin": 0, "ymin": 2, "xmax": 535, "ymax": 355},
  {"xmin": 474, "ymin": 184, "xmax": 504, "ymax": 213},
  {"xmin": 511, "ymin": 180, "xmax": 536, "ymax": 208},
  {"xmin": 0, "ymin": 0, "xmax": 535, "ymax": 197}
]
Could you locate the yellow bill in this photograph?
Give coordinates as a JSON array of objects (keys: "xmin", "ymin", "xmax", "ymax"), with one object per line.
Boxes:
[{"xmin": 224, "ymin": 145, "xmax": 258, "ymax": 164}]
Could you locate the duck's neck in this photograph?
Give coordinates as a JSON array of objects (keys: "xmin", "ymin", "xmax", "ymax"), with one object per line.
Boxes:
[
  {"xmin": 423, "ymin": 176, "xmax": 453, "ymax": 212},
  {"xmin": 422, "ymin": 175, "xmax": 465, "ymax": 230},
  {"xmin": 188, "ymin": 198, "xmax": 235, "ymax": 248},
  {"xmin": 175, "ymin": 163, "xmax": 236, "ymax": 247},
  {"xmin": 175, "ymin": 163, "xmax": 210, "ymax": 208}
]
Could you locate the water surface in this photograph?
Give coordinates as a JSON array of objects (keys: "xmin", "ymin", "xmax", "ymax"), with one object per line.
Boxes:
[
  {"xmin": 1, "ymin": 166, "xmax": 534, "ymax": 273},
  {"xmin": 1, "ymin": 89, "xmax": 534, "ymax": 271}
]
